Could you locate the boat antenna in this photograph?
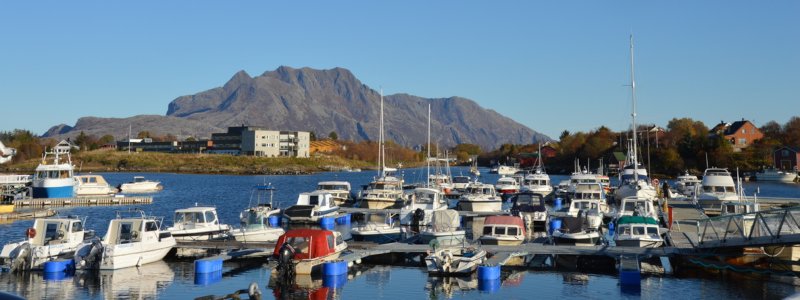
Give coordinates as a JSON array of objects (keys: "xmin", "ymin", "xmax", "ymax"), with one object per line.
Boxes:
[{"xmin": 630, "ymin": 34, "xmax": 640, "ymax": 182}]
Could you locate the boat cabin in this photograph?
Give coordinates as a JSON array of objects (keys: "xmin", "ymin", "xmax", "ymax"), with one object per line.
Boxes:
[
  {"xmin": 480, "ymin": 215, "xmax": 525, "ymax": 244},
  {"xmin": 616, "ymin": 216, "xmax": 660, "ymax": 239},
  {"xmin": 296, "ymin": 192, "xmax": 336, "ymax": 208},
  {"xmin": 29, "ymin": 217, "xmax": 86, "ymax": 246},
  {"xmin": 172, "ymin": 207, "xmax": 221, "ymax": 229},
  {"xmin": 273, "ymin": 229, "xmax": 346, "ymax": 260},
  {"xmin": 618, "ymin": 197, "xmax": 656, "ymax": 218},
  {"xmin": 410, "ymin": 187, "xmax": 447, "ymax": 210},
  {"xmin": 572, "ymin": 183, "xmax": 605, "ymax": 200},
  {"xmin": 317, "ymin": 181, "xmax": 351, "ymax": 191},
  {"xmin": 465, "ymin": 184, "xmax": 497, "ymax": 196},
  {"xmin": 104, "ymin": 217, "xmax": 163, "ymax": 245}
]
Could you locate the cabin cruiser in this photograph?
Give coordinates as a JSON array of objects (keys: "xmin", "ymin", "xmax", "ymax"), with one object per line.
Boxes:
[
  {"xmin": 571, "ymin": 183, "xmax": 611, "ymax": 215},
  {"xmin": 1, "ymin": 216, "xmax": 91, "ymax": 271},
  {"xmin": 273, "ymin": 229, "xmax": 347, "ymax": 275},
  {"xmin": 74, "ymin": 175, "xmax": 118, "ymax": 196},
  {"xmin": 425, "ymin": 247, "xmax": 487, "ymax": 275},
  {"xmin": 509, "ymin": 191, "xmax": 548, "ymax": 232},
  {"xmin": 400, "ymin": 187, "xmax": 448, "ymax": 227},
  {"xmin": 457, "ymin": 183, "xmax": 502, "ymax": 212},
  {"xmin": 419, "ymin": 209, "xmax": 466, "ymax": 247},
  {"xmin": 614, "ymin": 163, "xmax": 657, "ymax": 203},
  {"xmin": 755, "ymin": 167, "xmax": 798, "ymax": 183},
  {"xmin": 489, "ymin": 164, "xmax": 520, "ymax": 176},
  {"xmin": 314, "ymin": 181, "xmax": 354, "ymax": 206},
  {"xmin": 674, "ymin": 171, "xmax": 701, "ymax": 197},
  {"xmin": 615, "ymin": 196, "xmax": 658, "ymax": 220},
  {"xmin": 521, "ymin": 170, "xmax": 553, "ymax": 198},
  {"xmin": 360, "ymin": 171, "xmax": 405, "ymax": 209},
  {"xmin": 118, "ymin": 176, "xmax": 162, "ymax": 193},
  {"xmin": 552, "ymin": 197, "xmax": 604, "ymax": 246},
  {"xmin": 166, "ymin": 206, "xmax": 232, "ymax": 241},
  {"xmin": 495, "ymin": 176, "xmax": 519, "ymax": 195},
  {"xmin": 284, "ymin": 191, "xmax": 340, "ymax": 223},
  {"xmin": 479, "ymin": 215, "xmax": 526, "ymax": 245},
  {"xmin": 696, "ymin": 168, "xmax": 739, "ymax": 214},
  {"xmin": 614, "ymin": 216, "xmax": 663, "ymax": 248},
  {"xmin": 73, "ymin": 210, "xmax": 175, "ymax": 270},
  {"xmin": 350, "ymin": 212, "xmax": 402, "ymax": 244},
  {"xmin": 32, "ymin": 140, "xmax": 75, "ymax": 198},
  {"xmin": 451, "ymin": 176, "xmax": 471, "ymax": 192}
]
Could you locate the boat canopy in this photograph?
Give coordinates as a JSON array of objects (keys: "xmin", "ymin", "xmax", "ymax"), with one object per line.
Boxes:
[
  {"xmin": 430, "ymin": 210, "xmax": 460, "ymax": 232},
  {"xmin": 273, "ymin": 229, "xmax": 338, "ymax": 259},
  {"xmin": 617, "ymin": 216, "xmax": 658, "ymax": 225},
  {"xmin": 484, "ymin": 216, "xmax": 524, "ymax": 228}
]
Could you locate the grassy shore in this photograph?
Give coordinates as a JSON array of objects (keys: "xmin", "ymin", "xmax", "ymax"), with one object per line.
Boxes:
[{"xmin": 0, "ymin": 150, "xmax": 379, "ymax": 175}]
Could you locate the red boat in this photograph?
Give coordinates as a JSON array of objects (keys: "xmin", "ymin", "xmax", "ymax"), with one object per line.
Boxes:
[{"xmin": 273, "ymin": 229, "xmax": 347, "ymax": 275}]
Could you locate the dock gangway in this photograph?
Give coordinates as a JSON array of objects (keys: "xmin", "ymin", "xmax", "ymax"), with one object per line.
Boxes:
[{"xmin": 696, "ymin": 206, "xmax": 800, "ymax": 249}]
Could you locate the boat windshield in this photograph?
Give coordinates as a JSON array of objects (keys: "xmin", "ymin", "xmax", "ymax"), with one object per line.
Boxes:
[
  {"xmin": 703, "ymin": 186, "xmax": 735, "ymax": 193},
  {"xmin": 515, "ymin": 194, "xmax": 542, "ymax": 206},
  {"xmin": 572, "ymin": 201, "xmax": 598, "ymax": 211},
  {"xmin": 175, "ymin": 212, "xmax": 204, "ymax": 224},
  {"xmin": 319, "ymin": 185, "xmax": 347, "ymax": 191},
  {"xmin": 415, "ymin": 192, "xmax": 436, "ymax": 204},
  {"xmin": 452, "ymin": 177, "xmax": 470, "ymax": 184}
]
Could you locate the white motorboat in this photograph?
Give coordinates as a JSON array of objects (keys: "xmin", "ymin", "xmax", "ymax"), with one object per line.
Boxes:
[
  {"xmin": 674, "ymin": 171, "xmax": 702, "ymax": 197},
  {"xmin": 755, "ymin": 167, "xmax": 798, "ymax": 183},
  {"xmin": 350, "ymin": 213, "xmax": 403, "ymax": 244},
  {"xmin": 457, "ymin": 183, "xmax": 502, "ymax": 212},
  {"xmin": 479, "ymin": 215, "xmax": 526, "ymax": 246},
  {"xmin": 1, "ymin": 216, "xmax": 90, "ymax": 271},
  {"xmin": 614, "ymin": 216, "xmax": 663, "ymax": 248},
  {"xmin": 521, "ymin": 170, "xmax": 553, "ymax": 198},
  {"xmin": 400, "ymin": 187, "xmax": 448, "ymax": 227},
  {"xmin": 509, "ymin": 191, "xmax": 548, "ymax": 232},
  {"xmin": 74, "ymin": 174, "xmax": 118, "ymax": 196},
  {"xmin": 166, "ymin": 206, "xmax": 232, "ymax": 241},
  {"xmin": 419, "ymin": 209, "xmax": 466, "ymax": 247},
  {"xmin": 118, "ymin": 176, "xmax": 162, "ymax": 193},
  {"xmin": 495, "ymin": 176, "xmax": 519, "ymax": 195},
  {"xmin": 551, "ymin": 215, "xmax": 602, "ymax": 246},
  {"xmin": 314, "ymin": 181, "xmax": 354, "ymax": 206},
  {"xmin": 490, "ymin": 164, "xmax": 519, "ymax": 176},
  {"xmin": 451, "ymin": 176, "xmax": 471, "ymax": 191},
  {"xmin": 564, "ymin": 198, "xmax": 604, "ymax": 230},
  {"xmin": 696, "ymin": 167, "xmax": 739, "ymax": 214},
  {"xmin": 230, "ymin": 184, "xmax": 284, "ymax": 242},
  {"xmin": 272, "ymin": 229, "xmax": 347, "ymax": 275},
  {"xmin": 32, "ymin": 140, "xmax": 75, "ymax": 198},
  {"xmin": 74, "ymin": 210, "xmax": 175, "ymax": 270},
  {"xmin": 572, "ymin": 183, "xmax": 611, "ymax": 215},
  {"xmin": 283, "ymin": 191, "xmax": 340, "ymax": 223},
  {"xmin": 425, "ymin": 247, "xmax": 487, "ymax": 275}
]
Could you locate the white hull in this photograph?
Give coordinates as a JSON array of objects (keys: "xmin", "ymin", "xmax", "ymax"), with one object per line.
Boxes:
[
  {"xmin": 614, "ymin": 238, "xmax": 663, "ymax": 248},
  {"xmin": 120, "ymin": 182, "xmax": 162, "ymax": 193},
  {"xmin": 361, "ymin": 198, "xmax": 400, "ymax": 209},
  {"xmin": 230, "ymin": 227, "xmax": 284, "ymax": 243},
  {"xmin": 457, "ymin": 200, "xmax": 502, "ymax": 212},
  {"xmin": 169, "ymin": 228, "xmax": 231, "ymax": 241},
  {"xmin": 756, "ymin": 172, "xmax": 797, "ymax": 182},
  {"xmin": 100, "ymin": 241, "xmax": 175, "ymax": 270},
  {"xmin": 419, "ymin": 231, "xmax": 466, "ymax": 247}
]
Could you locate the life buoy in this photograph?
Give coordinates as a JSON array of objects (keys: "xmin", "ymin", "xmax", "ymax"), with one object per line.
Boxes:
[
  {"xmin": 26, "ymin": 228, "xmax": 36, "ymax": 239},
  {"xmin": 653, "ymin": 179, "xmax": 660, "ymax": 186}
]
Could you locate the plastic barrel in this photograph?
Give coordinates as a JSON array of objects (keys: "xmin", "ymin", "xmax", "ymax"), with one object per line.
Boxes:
[
  {"xmin": 322, "ymin": 274, "xmax": 348, "ymax": 288},
  {"xmin": 322, "ymin": 260, "xmax": 348, "ymax": 276},
  {"xmin": 554, "ymin": 197, "xmax": 563, "ymax": 210},
  {"xmin": 43, "ymin": 271, "xmax": 68, "ymax": 281},
  {"xmin": 478, "ymin": 279, "xmax": 501, "ymax": 293},
  {"xmin": 477, "ymin": 265, "xmax": 501, "ymax": 280},
  {"xmin": 195, "ymin": 258, "xmax": 223, "ymax": 273},
  {"xmin": 619, "ymin": 270, "xmax": 642, "ymax": 285},
  {"xmin": 268, "ymin": 215, "xmax": 280, "ymax": 227},
  {"xmin": 320, "ymin": 217, "xmax": 336, "ymax": 229},
  {"xmin": 549, "ymin": 218, "xmax": 562, "ymax": 235},
  {"xmin": 43, "ymin": 259, "xmax": 72, "ymax": 273},
  {"xmin": 194, "ymin": 270, "xmax": 223, "ymax": 286},
  {"xmin": 335, "ymin": 214, "xmax": 351, "ymax": 225}
]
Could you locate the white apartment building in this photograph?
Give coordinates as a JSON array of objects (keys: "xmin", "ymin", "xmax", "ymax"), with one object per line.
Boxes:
[{"xmin": 241, "ymin": 129, "xmax": 310, "ymax": 158}]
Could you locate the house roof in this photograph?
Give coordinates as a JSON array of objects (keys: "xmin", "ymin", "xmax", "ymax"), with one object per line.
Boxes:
[
  {"xmin": 775, "ymin": 146, "xmax": 800, "ymax": 153},
  {"xmin": 723, "ymin": 120, "xmax": 749, "ymax": 135}
]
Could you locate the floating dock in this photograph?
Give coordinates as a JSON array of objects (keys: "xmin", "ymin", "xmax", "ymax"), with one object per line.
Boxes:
[
  {"xmin": 12, "ymin": 195, "xmax": 153, "ymax": 207},
  {"xmin": 0, "ymin": 208, "xmax": 56, "ymax": 222}
]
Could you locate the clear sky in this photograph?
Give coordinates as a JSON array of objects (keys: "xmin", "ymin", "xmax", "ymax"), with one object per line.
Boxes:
[{"xmin": 1, "ymin": 1, "xmax": 797, "ymax": 139}]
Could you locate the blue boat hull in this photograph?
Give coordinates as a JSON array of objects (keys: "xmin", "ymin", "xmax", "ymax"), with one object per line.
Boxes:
[{"xmin": 32, "ymin": 186, "xmax": 74, "ymax": 198}]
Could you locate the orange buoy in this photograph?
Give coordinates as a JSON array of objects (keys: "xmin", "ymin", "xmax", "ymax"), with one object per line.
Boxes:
[{"xmin": 26, "ymin": 227, "xmax": 36, "ymax": 239}]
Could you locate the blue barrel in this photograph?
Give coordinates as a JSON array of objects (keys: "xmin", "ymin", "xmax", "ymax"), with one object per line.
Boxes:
[
  {"xmin": 478, "ymin": 279, "xmax": 501, "ymax": 293},
  {"xmin": 619, "ymin": 270, "xmax": 641, "ymax": 285},
  {"xmin": 43, "ymin": 259, "xmax": 73, "ymax": 273},
  {"xmin": 554, "ymin": 197, "xmax": 563, "ymax": 210},
  {"xmin": 320, "ymin": 217, "xmax": 336, "ymax": 229},
  {"xmin": 549, "ymin": 218, "xmax": 562, "ymax": 235},
  {"xmin": 268, "ymin": 215, "xmax": 280, "ymax": 227},
  {"xmin": 195, "ymin": 270, "xmax": 223, "ymax": 286},
  {"xmin": 322, "ymin": 274, "xmax": 348, "ymax": 288},
  {"xmin": 608, "ymin": 221, "xmax": 615, "ymax": 234},
  {"xmin": 335, "ymin": 214, "xmax": 351, "ymax": 225},
  {"xmin": 195, "ymin": 258, "xmax": 223, "ymax": 273},
  {"xmin": 322, "ymin": 260, "xmax": 348, "ymax": 276},
  {"xmin": 43, "ymin": 271, "xmax": 68, "ymax": 281},
  {"xmin": 477, "ymin": 265, "xmax": 501, "ymax": 280}
]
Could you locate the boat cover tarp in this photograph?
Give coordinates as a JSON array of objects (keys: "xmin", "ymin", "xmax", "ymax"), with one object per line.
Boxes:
[
  {"xmin": 431, "ymin": 210, "xmax": 460, "ymax": 232},
  {"xmin": 273, "ymin": 229, "xmax": 335, "ymax": 259},
  {"xmin": 560, "ymin": 216, "xmax": 584, "ymax": 233}
]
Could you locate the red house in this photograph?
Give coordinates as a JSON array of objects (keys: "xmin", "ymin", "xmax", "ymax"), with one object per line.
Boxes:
[
  {"xmin": 710, "ymin": 119, "xmax": 764, "ymax": 152},
  {"xmin": 774, "ymin": 146, "xmax": 800, "ymax": 171}
]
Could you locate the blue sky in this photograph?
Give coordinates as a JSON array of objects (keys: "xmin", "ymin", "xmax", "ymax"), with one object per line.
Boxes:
[{"xmin": 1, "ymin": 1, "xmax": 797, "ymax": 139}]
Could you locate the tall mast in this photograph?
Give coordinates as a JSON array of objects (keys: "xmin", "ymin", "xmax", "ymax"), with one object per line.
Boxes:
[
  {"xmin": 426, "ymin": 103, "xmax": 431, "ymax": 187},
  {"xmin": 630, "ymin": 34, "xmax": 639, "ymax": 182},
  {"xmin": 379, "ymin": 89, "xmax": 385, "ymax": 177}
]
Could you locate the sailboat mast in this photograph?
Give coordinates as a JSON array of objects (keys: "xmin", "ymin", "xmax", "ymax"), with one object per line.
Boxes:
[
  {"xmin": 427, "ymin": 103, "xmax": 431, "ymax": 187},
  {"xmin": 380, "ymin": 89, "xmax": 385, "ymax": 177},
  {"xmin": 630, "ymin": 34, "xmax": 639, "ymax": 182}
]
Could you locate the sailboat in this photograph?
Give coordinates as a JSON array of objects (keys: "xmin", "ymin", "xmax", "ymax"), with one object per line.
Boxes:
[
  {"xmin": 613, "ymin": 35, "xmax": 658, "ymax": 205},
  {"xmin": 359, "ymin": 89, "xmax": 405, "ymax": 209}
]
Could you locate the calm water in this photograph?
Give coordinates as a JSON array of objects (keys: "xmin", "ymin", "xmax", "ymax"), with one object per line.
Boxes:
[{"xmin": 2, "ymin": 167, "xmax": 800, "ymax": 299}]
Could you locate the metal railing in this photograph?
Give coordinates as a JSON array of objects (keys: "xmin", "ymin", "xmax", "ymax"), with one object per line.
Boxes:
[{"xmin": 697, "ymin": 207, "xmax": 800, "ymax": 248}]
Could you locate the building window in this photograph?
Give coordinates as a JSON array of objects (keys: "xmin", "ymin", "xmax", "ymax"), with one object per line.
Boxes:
[
  {"xmin": 262, "ymin": 143, "xmax": 266, "ymax": 147},
  {"xmin": 742, "ymin": 129, "xmax": 746, "ymax": 134},
  {"xmin": 739, "ymin": 138, "xmax": 746, "ymax": 145},
  {"xmin": 784, "ymin": 150, "xmax": 791, "ymax": 157}
]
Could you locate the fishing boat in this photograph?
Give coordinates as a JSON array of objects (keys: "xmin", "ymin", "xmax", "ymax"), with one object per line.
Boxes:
[
  {"xmin": 283, "ymin": 191, "xmax": 340, "ymax": 223},
  {"xmin": 118, "ymin": 176, "xmax": 163, "ymax": 193},
  {"xmin": 272, "ymin": 229, "xmax": 348, "ymax": 275},
  {"xmin": 614, "ymin": 216, "xmax": 663, "ymax": 248},
  {"xmin": 495, "ymin": 176, "xmax": 519, "ymax": 195},
  {"xmin": 31, "ymin": 140, "xmax": 75, "ymax": 198},
  {"xmin": 696, "ymin": 167, "xmax": 739, "ymax": 214},
  {"xmin": 674, "ymin": 171, "xmax": 702, "ymax": 197},
  {"xmin": 73, "ymin": 210, "xmax": 175, "ymax": 270},
  {"xmin": 74, "ymin": 174, "xmax": 118, "ymax": 196},
  {"xmin": 425, "ymin": 247, "xmax": 487, "ymax": 275},
  {"xmin": 479, "ymin": 215, "xmax": 526, "ymax": 246},
  {"xmin": 755, "ymin": 167, "xmax": 797, "ymax": 183},
  {"xmin": 314, "ymin": 181, "xmax": 354, "ymax": 206},
  {"xmin": 419, "ymin": 209, "xmax": 466, "ymax": 247},
  {"xmin": 350, "ymin": 212, "xmax": 402, "ymax": 244},
  {"xmin": 230, "ymin": 184, "xmax": 284, "ymax": 242},
  {"xmin": 509, "ymin": 191, "xmax": 548, "ymax": 233},
  {"xmin": 166, "ymin": 206, "xmax": 232, "ymax": 241},
  {"xmin": 457, "ymin": 183, "xmax": 502, "ymax": 212},
  {"xmin": 0, "ymin": 216, "xmax": 90, "ymax": 271}
]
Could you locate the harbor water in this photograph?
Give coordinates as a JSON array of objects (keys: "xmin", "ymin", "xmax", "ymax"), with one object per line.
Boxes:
[{"xmin": 2, "ymin": 167, "xmax": 800, "ymax": 299}]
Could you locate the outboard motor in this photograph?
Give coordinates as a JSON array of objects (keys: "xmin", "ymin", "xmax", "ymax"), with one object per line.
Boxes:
[
  {"xmin": 9, "ymin": 243, "xmax": 31, "ymax": 273},
  {"xmin": 74, "ymin": 238, "xmax": 104, "ymax": 270},
  {"xmin": 275, "ymin": 242, "xmax": 296, "ymax": 281},
  {"xmin": 411, "ymin": 208, "xmax": 425, "ymax": 233}
]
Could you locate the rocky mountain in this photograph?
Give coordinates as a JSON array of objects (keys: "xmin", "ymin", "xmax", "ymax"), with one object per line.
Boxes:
[{"xmin": 45, "ymin": 66, "xmax": 550, "ymax": 150}]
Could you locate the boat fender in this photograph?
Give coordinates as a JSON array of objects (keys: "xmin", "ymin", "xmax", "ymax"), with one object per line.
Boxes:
[
  {"xmin": 636, "ymin": 184, "xmax": 642, "ymax": 190},
  {"xmin": 26, "ymin": 228, "xmax": 36, "ymax": 239}
]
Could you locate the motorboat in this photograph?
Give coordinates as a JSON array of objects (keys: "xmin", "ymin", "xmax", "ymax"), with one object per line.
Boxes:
[
  {"xmin": 419, "ymin": 209, "xmax": 466, "ymax": 247},
  {"xmin": 32, "ymin": 140, "xmax": 75, "ymax": 198},
  {"xmin": 314, "ymin": 181, "xmax": 354, "ymax": 206},
  {"xmin": 521, "ymin": 170, "xmax": 553, "ymax": 198},
  {"xmin": 451, "ymin": 176, "xmax": 471, "ymax": 192},
  {"xmin": 564, "ymin": 198, "xmax": 604, "ymax": 230},
  {"xmin": 457, "ymin": 183, "xmax": 502, "ymax": 212},
  {"xmin": 284, "ymin": 191, "xmax": 340, "ymax": 223},
  {"xmin": 696, "ymin": 168, "xmax": 739, "ymax": 214},
  {"xmin": 571, "ymin": 183, "xmax": 611, "ymax": 215},
  {"xmin": 230, "ymin": 184, "xmax": 284, "ymax": 242},
  {"xmin": 118, "ymin": 176, "xmax": 163, "ymax": 193},
  {"xmin": 479, "ymin": 215, "xmax": 526, "ymax": 246},
  {"xmin": 0, "ymin": 216, "xmax": 91, "ymax": 271},
  {"xmin": 550, "ymin": 216, "xmax": 602, "ymax": 246},
  {"xmin": 554, "ymin": 179, "xmax": 571, "ymax": 198},
  {"xmin": 489, "ymin": 164, "xmax": 519, "ymax": 176},
  {"xmin": 495, "ymin": 176, "xmax": 519, "ymax": 195},
  {"xmin": 350, "ymin": 213, "xmax": 402, "ymax": 244},
  {"xmin": 272, "ymin": 229, "xmax": 348, "ymax": 275},
  {"xmin": 425, "ymin": 247, "xmax": 487, "ymax": 275},
  {"xmin": 73, "ymin": 210, "xmax": 175, "ymax": 270},
  {"xmin": 755, "ymin": 167, "xmax": 797, "ymax": 183},
  {"xmin": 166, "ymin": 206, "xmax": 232, "ymax": 241},
  {"xmin": 400, "ymin": 187, "xmax": 448, "ymax": 227},
  {"xmin": 674, "ymin": 171, "xmax": 701, "ymax": 197},
  {"xmin": 615, "ymin": 196, "xmax": 658, "ymax": 220},
  {"xmin": 614, "ymin": 216, "xmax": 663, "ymax": 248},
  {"xmin": 74, "ymin": 174, "xmax": 118, "ymax": 196},
  {"xmin": 509, "ymin": 191, "xmax": 548, "ymax": 233},
  {"xmin": 239, "ymin": 183, "xmax": 282, "ymax": 223}
]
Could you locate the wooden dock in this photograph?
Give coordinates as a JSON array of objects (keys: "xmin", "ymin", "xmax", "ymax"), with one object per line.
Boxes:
[
  {"xmin": 0, "ymin": 209, "xmax": 56, "ymax": 222},
  {"xmin": 12, "ymin": 196, "xmax": 153, "ymax": 207}
]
